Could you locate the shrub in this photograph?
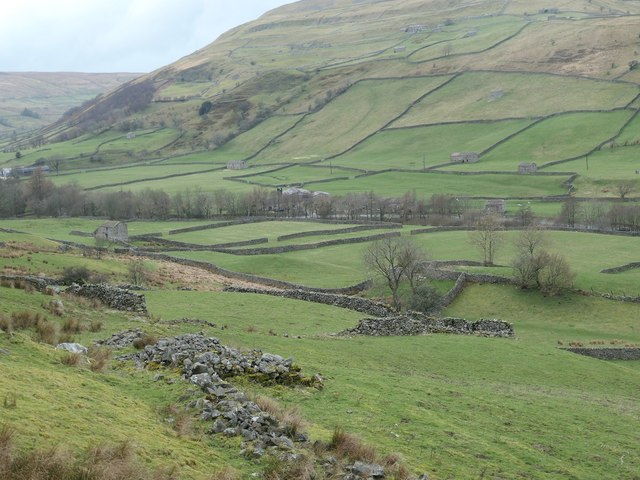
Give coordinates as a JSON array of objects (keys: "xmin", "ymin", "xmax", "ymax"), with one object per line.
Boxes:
[
  {"xmin": 408, "ymin": 282, "xmax": 442, "ymax": 314},
  {"xmin": 60, "ymin": 265, "xmax": 92, "ymax": 285},
  {"xmin": 47, "ymin": 299, "xmax": 65, "ymax": 316},
  {"xmin": 89, "ymin": 320, "xmax": 104, "ymax": 332}
]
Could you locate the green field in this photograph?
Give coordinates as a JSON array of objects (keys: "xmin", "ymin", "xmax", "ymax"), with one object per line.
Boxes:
[
  {"xmin": 329, "ymin": 119, "xmax": 532, "ymax": 170},
  {"xmin": 312, "ymin": 171, "xmax": 570, "ymax": 197},
  {"xmin": 254, "ymin": 76, "xmax": 453, "ymax": 162},
  {"xmin": 443, "ymin": 110, "xmax": 633, "ymax": 171},
  {"xmin": 392, "ymin": 72, "xmax": 638, "ymax": 127},
  {"xmin": 408, "ymin": 16, "xmax": 528, "ymax": 63}
]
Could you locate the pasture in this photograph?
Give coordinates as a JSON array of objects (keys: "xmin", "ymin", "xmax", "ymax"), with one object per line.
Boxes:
[{"xmin": 391, "ymin": 71, "xmax": 638, "ymax": 127}]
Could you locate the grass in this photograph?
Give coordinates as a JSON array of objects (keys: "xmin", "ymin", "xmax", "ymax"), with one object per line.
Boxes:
[
  {"xmin": 311, "ymin": 171, "xmax": 569, "ymax": 197},
  {"xmin": 442, "ymin": 110, "xmax": 634, "ymax": 171},
  {"xmin": 392, "ymin": 71, "xmax": 638, "ymax": 127},
  {"xmin": 329, "ymin": 119, "xmax": 533, "ymax": 170},
  {"xmin": 254, "ymin": 76, "xmax": 453, "ymax": 162},
  {"xmin": 408, "ymin": 16, "xmax": 528, "ymax": 63},
  {"xmin": 146, "ymin": 284, "xmax": 640, "ymax": 479}
]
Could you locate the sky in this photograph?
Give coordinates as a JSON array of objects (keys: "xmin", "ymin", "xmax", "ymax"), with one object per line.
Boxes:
[{"xmin": 0, "ymin": 0, "xmax": 292, "ymax": 73}]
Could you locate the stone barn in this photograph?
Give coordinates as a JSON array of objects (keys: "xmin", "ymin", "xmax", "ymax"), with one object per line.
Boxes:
[
  {"xmin": 227, "ymin": 160, "xmax": 248, "ymax": 170},
  {"xmin": 484, "ymin": 199, "xmax": 506, "ymax": 215},
  {"xmin": 519, "ymin": 162, "xmax": 537, "ymax": 174},
  {"xmin": 94, "ymin": 221, "xmax": 128, "ymax": 242},
  {"xmin": 450, "ymin": 152, "xmax": 479, "ymax": 163}
]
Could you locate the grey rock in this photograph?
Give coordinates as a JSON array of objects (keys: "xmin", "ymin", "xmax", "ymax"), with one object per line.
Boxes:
[
  {"xmin": 55, "ymin": 343, "xmax": 87, "ymax": 354},
  {"xmin": 351, "ymin": 461, "xmax": 385, "ymax": 478},
  {"xmin": 190, "ymin": 373, "xmax": 213, "ymax": 388}
]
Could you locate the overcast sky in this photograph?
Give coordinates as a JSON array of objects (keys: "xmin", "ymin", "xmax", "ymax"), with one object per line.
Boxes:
[{"xmin": 0, "ymin": 0, "xmax": 292, "ymax": 73}]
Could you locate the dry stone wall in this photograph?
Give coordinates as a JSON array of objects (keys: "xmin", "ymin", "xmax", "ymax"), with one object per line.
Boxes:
[
  {"xmin": 341, "ymin": 314, "xmax": 514, "ymax": 337},
  {"xmin": 224, "ymin": 286, "xmax": 393, "ymax": 317},
  {"xmin": 66, "ymin": 283, "xmax": 147, "ymax": 314},
  {"xmin": 563, "ymin": 347, "xmax": 640, "ymax": 360}
]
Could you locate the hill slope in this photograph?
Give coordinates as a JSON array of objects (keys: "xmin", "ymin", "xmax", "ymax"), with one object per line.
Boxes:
[
  {"xmin": 3, "ymin": 0, "xmax": 640, "ymax": 207},
  {"xmin": 0, "ymin": 72, "xmax": 139, "ymax": 139}
]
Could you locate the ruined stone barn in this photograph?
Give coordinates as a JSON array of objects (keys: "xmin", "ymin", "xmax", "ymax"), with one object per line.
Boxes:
[
  {"xmin": 94, "ymin": 221, "xmax": 128, "ymax": 242},
  {"xmin": 450, "ymin": 152, "xmax": 479, "ymax": 163}
]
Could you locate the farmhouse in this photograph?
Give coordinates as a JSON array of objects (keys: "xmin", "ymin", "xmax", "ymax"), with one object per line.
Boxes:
[
  {"xmin": 450, "ymin": 152, "xmax": 479, "ymax": 163},
  {"xmin": 282, "ymin": 187, "xmax": 311, "ymax": 197},
  {"xmin": 484, "ymin": 199, "xmax": 506, "ymax": 215},
  {"xmin": 94, "ymin": 221, "xmax": 129, "ymax": 242},
  {"xmin": 519, "ymin": 162, "xmax": 537, "ymax": 174},
  {"xmin": 227, "ymin": 160, "xmax": 248, "ymax": 170}
]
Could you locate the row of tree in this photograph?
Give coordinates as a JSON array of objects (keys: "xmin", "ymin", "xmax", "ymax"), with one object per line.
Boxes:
[{"xmin": 2, "ymin": 168, "xmax": 640, "ymax": 232}]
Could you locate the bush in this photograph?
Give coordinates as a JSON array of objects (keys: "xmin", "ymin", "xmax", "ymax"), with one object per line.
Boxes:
[
  {"xmin": 88, "ymin": 346, "xmax": 112, "ymax": 372},
  {"xmin": 408, "ymin": 283, "xmax": 442, "ymax": 314},
  {"xmin": 60, "ymin": 266, "xmax": 92, "ymax": 285},
  {"xmin": 329, "ymin": 427, "xmax": 377, "ymax": 463}
]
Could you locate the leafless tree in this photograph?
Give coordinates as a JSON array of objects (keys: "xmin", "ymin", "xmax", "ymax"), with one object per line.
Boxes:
[
  {"xmin": 364, "ymin": 236, "xmax": 428, "ymax": 311},
  {"xmin": 469, "ymin": 214, "xmax": 504, "ymax": 266},
  {"xmin": 615, "ymin": 180, "xmax": 635, "ymax": 200}
]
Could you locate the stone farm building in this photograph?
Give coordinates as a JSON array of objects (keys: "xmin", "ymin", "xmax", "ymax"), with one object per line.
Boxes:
[
  {"xmin": 519, "ymin": 162, "xmax": 537, "ymax": 174},
  {"xmin": 94, "ymin": 221, "xmax": 128, "ymax": 242},
  {"xmin": 227, "ymin": 160, "xmax": 248, "ymax": 170},
  {"xmin": 450, "ymin": 152, "xmax": 479, "ymax": 163},
  {"xmin": 484, "ymin": 199, "xmax": 506, "ymax": 215}
]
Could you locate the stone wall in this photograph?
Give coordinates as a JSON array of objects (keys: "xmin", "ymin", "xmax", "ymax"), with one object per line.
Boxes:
[
  {"xmin": 66, "ymin": 283, "xmax": 147, "ymax": 314},
  {"xmin": 0, "ymin": 274, "xmax": 58, "ymax": 292},
  {"xmin": 221, "ymin": 231, "xmax": 401, "ymax": 255},
  {"xmin": 439, "ymin": 273, "xmax": 467, "ymax": 307},
  {"xmin": 135, "ymin": 235, "xmax": 268, "ymax": 251},
  {"xmin": 340, "ymin": 314, "xmax": 514, "ymax": 337},
  {"xmin": 131, "ymin": 251, "xmax": 372, "ymax": 294},
  {"xmin": 276, "ymin": 223, "xmax": 401, "ymax": 241},
  {"xmin": 224, "ymin": 286, "xmax": 392, "ymax": 317},
  {"xmin": 563, "ymin": 347, "xmax": 640, "ymax": 360},
  {"xmin": 600, "ymin": 262, "xmax": 640, "ymax": 274}
]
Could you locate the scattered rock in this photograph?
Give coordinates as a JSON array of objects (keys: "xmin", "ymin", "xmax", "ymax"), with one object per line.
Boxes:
[
  {"xmin": 96, "ymin": 328, "xmax": 143, "ymax": 348},
  {"xmin": 55, "ymin": 343, "xmax": 88, "ymax": 354}
]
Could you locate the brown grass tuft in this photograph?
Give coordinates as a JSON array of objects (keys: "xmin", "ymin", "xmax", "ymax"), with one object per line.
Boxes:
[
  {"xmin": 34, "ymin": 319, "xmax": 58, "ymax": 345},
  {"xmin": 133, "ymin": 334, "xmax": 158, "ymax": 350},
  {"xmin": 61, "ymin": 317, "xmax": 82, "ymax": 333},
  {"xmin": 47, "ymin": 299, "xmax": 65, "ymax": 316},
  {"xmin": 88, "ymin": 346, "xmax": 112, "ymax": 373},
  {"xmin": 209, "ymin": 466, "xmax": 241, "ymax": 480},
  {"xmin": 60, "ymin": 351, "xmax": 84, "ymax": 367},
  {"xmin": 329, "ymin": 426, "xmax": 378, "ymax": 463},
  {"xmin": 89, "ymin": 320, "xmax": 104, "ymax": 332}
]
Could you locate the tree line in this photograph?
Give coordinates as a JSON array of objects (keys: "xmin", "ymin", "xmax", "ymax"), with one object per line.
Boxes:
[{"xmin": 2, "ymin": 168, "xmax": 640, "ymax": 232}]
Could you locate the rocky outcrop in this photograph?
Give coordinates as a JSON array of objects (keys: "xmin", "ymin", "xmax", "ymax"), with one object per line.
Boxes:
[
  {"xmin": 95, "ymin": 328, "xmax": 144, "ymax": 348},
  {"xmin": 66, "ymin": 283, "xmax": 147, "ymax": 314},
  {"xmin": 224, "ymin": 286, "xmax": 393, "ymax": 317},
  {"xmin": 116, "ymin": 333, "xmax": 320, "ymax": 458},
  {"xmin": 340, "ymin": 314, "xmax": 514, "ymax": 337},
  {"xmin": 119, "ymin": 333, "xmax": 321, "ymax": 387}
]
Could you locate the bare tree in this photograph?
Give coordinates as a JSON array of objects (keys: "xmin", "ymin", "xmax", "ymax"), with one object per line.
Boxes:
[
  {"xmin": 615, "ymin": 180, "xmax": 635, "ymax": 200},
  {"xmin": 364, "ymin": 236, "xmax": 427, "ymax": 311},
  {"xmin": 128, "ymin": 259, "xmax": 150, "ymax": 286},
  {"xmin": 469, "ymin": 214, "xmax": 504, "ymax": 266},
  {"xmin": 512, "ymin": 228, "xmax": 574, "ymax": 295}
]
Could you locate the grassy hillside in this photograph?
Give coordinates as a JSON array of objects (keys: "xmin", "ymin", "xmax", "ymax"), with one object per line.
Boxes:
[
  {"xmin": 2, "ymin": 221, "xmax": 640, "ymax": 479},
  {"xmin": 0, "ymin": 0, "xmax": 639, "ymax": 211},
  {"xmin": 0, "ymin": 72, "xmax": 138, "ymax": 139}
]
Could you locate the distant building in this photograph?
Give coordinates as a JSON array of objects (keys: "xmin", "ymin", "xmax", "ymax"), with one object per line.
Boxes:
[
  {"xmin": 394, "ymin": 46, "xmax": 406, "ymax": 53},
  {"xmin": 94, "ymin": 221, "xmax": 128, "ymax": 243},
  {"xmin": 518, "ymin": 162, "xmax": 537, "ymax": 174},
  {"xmin": 227, "ymin": 160, "xmax": 248, "ymax": 170},
  {"xmin": 312, "ymin": 191, "xmax": 331, "ymax": 198},
  {"xmin": 450, "ymin": 152, "xmax": 479, "ymax": 163},
  {"xmin": 484, "ymin": 199, "xmax": 506, "ymax": 215},
  {"xmin": 405, "ymin": 24, "xmax": 426, "ymax": 33},
  {"xmin": 539, "ymin": 7, "xmax": 559, "ymax": 13},
  {"xmin": 282, "ymin": 187, "xmax": 311, "ymax": 197}
]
